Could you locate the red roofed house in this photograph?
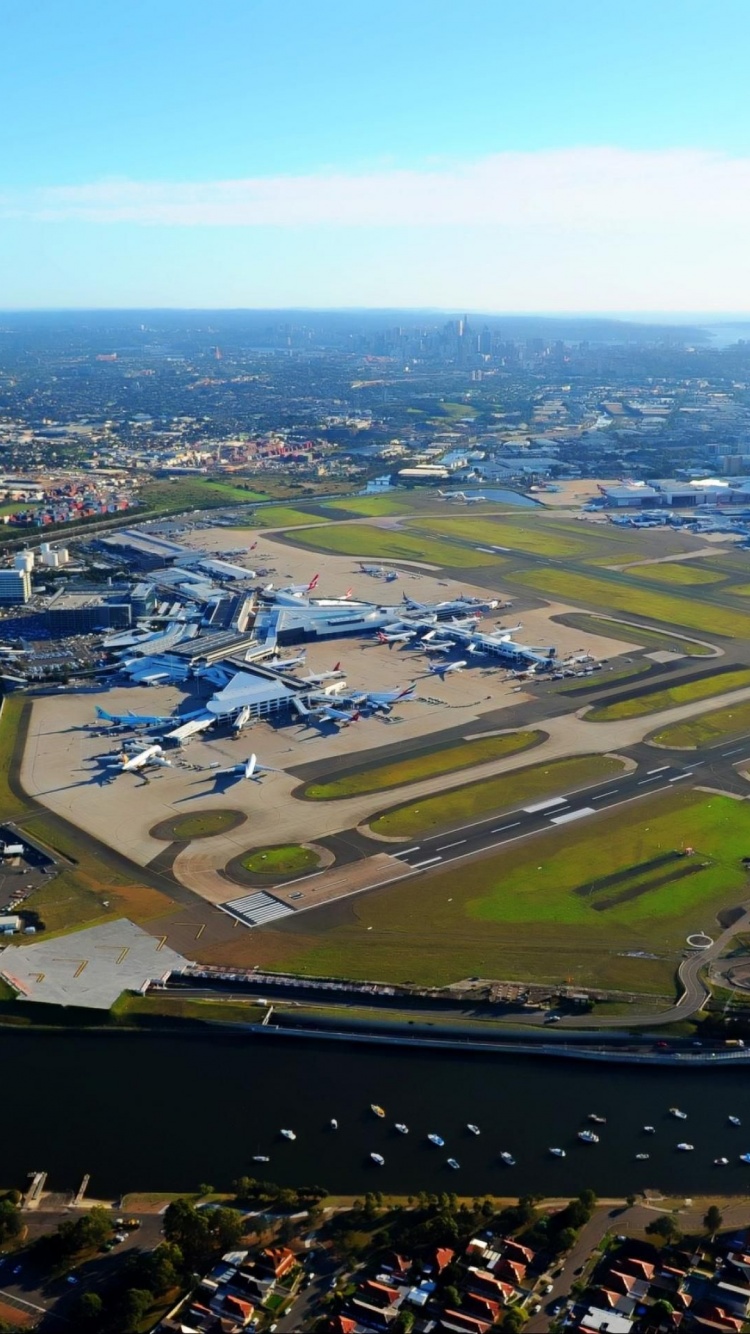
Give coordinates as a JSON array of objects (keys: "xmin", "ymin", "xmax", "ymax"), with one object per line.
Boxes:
[{"xmin": 256, "ymin": 1247, "xmax": 296, "ymax": 1282}]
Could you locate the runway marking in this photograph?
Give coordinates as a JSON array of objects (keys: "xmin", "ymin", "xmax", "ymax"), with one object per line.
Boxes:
[
  {"xmin": 275, "ymin": 869, "xmax": 325, "ymax": 888},
  {"xmin": 437, "ymin": 839, "xmax": 467, "ymax": 851},
  {"xmin": 411, "ymin": 856, "xmax": 443, "ymax": 869},
  {"xmin": 647, "ymin": 765, "xmax": 670, "ymax": 775},
  {"xmin": 592, "ymin": 789, "xmax": 619, "ymax": 800},
  {"xmin": 392, "ymin": 847, "xmax": 421, "ymax": 857},
  {"xmin": 669, "ymin": 772, "xmax": 693, "ymax": 782},
  {"xmin": 550, "ymin": 806, "xmax": 595, "ymax": 825},
  {"xmin": 722, "ymin": 746, "xmax": 747, "ymax": 756},
  {"xmin": 491, "ymin": 821, "xmax": 522, "ymax": 833},
  {"xmin": 638, "ymin": 775, "xmax": 663, "ymax": 784},
  {"xmin": 523, "ymin": 796, "xmax": 568, "ymax": 813},
  {"xmin": 729, "ymin": 756, "xmax": 750, "ymax": 767}
]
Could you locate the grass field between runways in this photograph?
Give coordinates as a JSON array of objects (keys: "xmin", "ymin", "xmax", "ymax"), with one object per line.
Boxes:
[
  {"xmin": 515, "ymin": 567, "xmax": 750, "ymax": 638},
  {"xmin": 369, "ymin": 753, "xmax": 624, "ymax": 838},
  {"xmin": 281, "ymin": 522, "xmax": 502, "ymax": 568},
  {"xmin": 586, "ymin": 667, "xmax": 750, "ymax": 722},
  {"xmin": 552, "ymin": 612, "xmax": 714, "ymax": 656},
  {"xmin": 630, "ymin": 562, "xmax": 727, "ymax": 586},
  {"xmin": 650, "ymin": 698, "xmax": 750, "ymax": 748},
  {"xmin": 302, "ymin": 729, "xmax": 543, "ymax": 799},
  {"xmin": 246, "ymin": 790, "xmax": 750, "ymax": 994}
]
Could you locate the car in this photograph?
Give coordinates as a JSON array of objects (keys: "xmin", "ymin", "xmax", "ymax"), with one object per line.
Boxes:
[
  {"xmin": 66, "ymin": 1275, "xmax": 79, "ymax": 1285},
  {"xmin": 12, "ymin": 1264, "xmax": 22, "ymax": 1275},
  {"xmin": 574, "ymin": 1264, "xmax": 585, "ymax": 1274},
  {"xmin": 543, "ymin": 1282, "xmax": 554, "ymax": 1293}
]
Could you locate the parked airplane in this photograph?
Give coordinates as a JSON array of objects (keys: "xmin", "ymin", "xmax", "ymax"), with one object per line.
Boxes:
[
  {"xmin": 293, "ymin": 696, "xmax": 360, "ymax": 727},
  {"xmin": 437, "ymin": 490, "xmax": 487, "ymax": 503},
  {"xmin": 298, "ymin": 662, "xmax": 345, "ymax": 685},
  {"xmin": 233, "ymin": 705, "xmax": 252, "ymax": 734},
  {"xmin": 209, "ymin": 753, "xmax": 280, "ymax": 782},
  {"xmin": 266, "ymin": 652, "xmax": 307, "ymax": 672},
  {"xmin": 428, "ymin": 660, "xmax": 468, "ymax": 676},
  {"xmin": 95, "ymin": 706, "xmax": 199, "ymax": 728},
  {"xmin": 349, "ymin": 684, "xmax": 417, "ymax": 713},
  {"xmin": 376, "ymin": 629, "xmax": 417, "ymax": 646},
  {"xmin": 108, "ymin": 744, "xmax": 172, "ymax": 774},
  {"xmin": 359, "ymin": 562, "xmax": 385, "ymax": 576},
  {"xmin": 422, "ymin": 640, "xmax": 456, "ymax": 654}
]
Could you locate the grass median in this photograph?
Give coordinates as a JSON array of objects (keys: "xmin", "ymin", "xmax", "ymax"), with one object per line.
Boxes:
[
  {"xmin": 650, "ymin": 698, "xmax": 750, "ymax": 748},
  {"xmin": 632, "ymin": 562, "xmax": 726, "ymax": 586},
  {"xmin": 586, "ymin": 667, "xmax": 750, "ymax": 722},
  {"xmin": 369, "ymin": 753, "xmax": 624, "ymax": 839},
  {"xmin": 240, "ymin": 844, "xmax": 320, "ymax": 877},
  {"xmin": 516, "ymin": 567, "xmax": 750, "ymax": 639},
  {"xmin": 246, "ymin": 790, "xmax": 750, "ymax": 995},
  {"xmin": 552, "ymin": 612, "xmax": 714, "ymax": 656},
  {"xmin": 303, "ymin": 730, "xmax": 542, "ymax": 800},
  {"xmin": 280, "ymin": 522, "xmax": 501, "ymax": 568}
]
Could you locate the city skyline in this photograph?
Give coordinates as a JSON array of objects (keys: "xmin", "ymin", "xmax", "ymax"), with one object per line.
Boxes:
[{"xmin": 1, "ymin": 0, "xmax": 749, "ymax": 311}]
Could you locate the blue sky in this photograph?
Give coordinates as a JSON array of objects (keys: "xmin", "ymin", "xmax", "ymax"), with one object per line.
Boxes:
[{"xmin": 2, "ymin": 0, "xmax": 749, "ymax": 311}]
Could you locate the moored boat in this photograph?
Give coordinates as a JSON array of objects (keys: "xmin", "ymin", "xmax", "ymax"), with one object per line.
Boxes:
[
  {"xmin": 395, "ymin": 1123, "xmax": 409, "ymax": 1134},
  {"xmin": 371, "ymin": 1104, "xmax": 386, "ymax": 1118},
  {"xmin": 330, "ymin": 1119, "xmax": 338, "ymax": 1130},
  {"xmin": 588, "ymin": 1113, "xmax": 606, "ymax": 1124},
  {"xmin": 635, "ymin": 1153, "xmax": 650, "ymax": 1160},
  {"xmin": 739, "ymin": 1152, "xmax": 750, "ymax": 1164},
  {"xmin": 370, "ymin": 1152, "xmax": 385, "ymax": 1166},
  {"xmin": 729, "ymin": 1115, "xmax": 741, "ymax": 1126},
  {"xmin": 467, "ymin": 1124, "xmax": 481, "ymax": 1136},
  {"xmin": 670, "ymin": 1107, "xmax": 687, "ymax": 1119},
  {"xmin": 643, "ymin": 1126, "xmax": 656, "ymax": 1134},
  {"xmin": 676, "ymin": 1142, "xmax": 694, "ymax": 1151},
  {"xmin": 715, "ymin": 1157, "xmax": 729, "ymax": 1165},
  {"xmin": 428, "ymin": 1133, "xmax": 445, "ymax": 1147},
  {"xmin": 280, "ymin": 1129, "xmax": 296, "ymax": 1140},
  {"xmin": 549, "ymin": 1147, "xmax": 566, "ymax": 1157},
  {"xmin": 447, "ymin": 1158, "xmax": 460, "ymax": 1170},
  {"xmin": 500, "ymin": 1151, "xmax": 516, "ymax": 1166},
  {"xmin": 578, "ymin": 1130, "xmax": 599, "ymax": 1144},
  {"xmin": 252, "ymin": 1155, "xmax": 270, "ymax": 1162}
]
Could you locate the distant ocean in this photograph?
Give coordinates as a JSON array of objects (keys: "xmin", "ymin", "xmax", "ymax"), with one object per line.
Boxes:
[{"xmin": 703, "ymin": 322, "xmax": 750, "ymax": 347}]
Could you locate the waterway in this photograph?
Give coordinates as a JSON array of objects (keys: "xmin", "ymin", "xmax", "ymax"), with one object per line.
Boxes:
[{"xmin": 6, "ymin": 1029, "xmax": 750, "ymax": 1199}]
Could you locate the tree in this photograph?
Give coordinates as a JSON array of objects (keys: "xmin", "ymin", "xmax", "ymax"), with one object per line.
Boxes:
[
  {"xmin": 74, "ymin": 1292, "xmax": 105, "ymax": 1326},
  {"xmin": 0, "ymin": 1199, "xmax": 22, "ymax": 1244},
  {"xmin": 444, "ymin": 1285, "xmax": 461, "ymax": 1309},
  {"xmin": 651, "ymin": 1298, "xmax": 675, "ymax": 1322},
  {"xmin": 393, "ymin": 1312, "xmax": 415, "ymax": 1334},
  {"xmin": 704, "ymin": 1204, "xmax": 723, "ymax": 1236},
  {"xmin": 503, "ymin": 1309, "xmax": 526, "ymax": 1333},
  {"xmin": 646, "ymin": 1214, "xmax": 683, "ymax": 1245},
  {"xmin": 555, "ymin": 1226, "xmax": 579, "ymax": 1253},
  {"xmin": 117, "ymin": 1288, "xmax": 153, "ymax": 1334},
  {"xmin": 626, "ymin": 1194, "xmax": 637, "ymax": 1208}
]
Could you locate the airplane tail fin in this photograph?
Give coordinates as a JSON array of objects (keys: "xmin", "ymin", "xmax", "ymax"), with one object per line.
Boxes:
[
  {"xmin": 333, "ymin": 661, "xmax": 341, "ymax": 671},
  {"xmin": 307, "ymin": 573, "xmax": 320, "ymax": 591},
  {"xmin": 246, "ymin": 754, "xmax": 258, "ymax": 777}
]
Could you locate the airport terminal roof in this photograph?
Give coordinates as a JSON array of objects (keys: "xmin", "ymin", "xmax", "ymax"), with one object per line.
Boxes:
[
  {"xmin": 0, "ymin": 919, "xmax": 187, "ymax": 1009},
  {"xmin": 206, "ymin": 669, "xmax": 297, "ymax": 715}
]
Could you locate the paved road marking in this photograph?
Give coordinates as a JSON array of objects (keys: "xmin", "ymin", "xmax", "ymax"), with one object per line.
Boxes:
[
  {"xmin": 592, "ymin": 789, "xmax": 619, "ymax": 800},
  {"xmin": 647, "ymin": 765, "xmax": 670, "ymax": 775},
  {"xmin": 669, "ymin": 772, "xmax": 694, "ymax": 782},
  {"xmin": 523, "ymin": 796, "xmax": 568, "ymax": 813},
  {"xmin": 392, "ymin": 847, "xmax": 421, "ymax": 857},
  {"xmin": 729, "ymin": 755, "xmax": 750, "ymax": 767},
  {"xmin": 638, "ymin": 774, "xmax": 663, "ymax": 784},
  {"xmin": 550, "ymin": 806, "xmax": 595, "ymax": 825},
  {"xmin": 411, "ymin": 855, "xmax": 443, "ymax": 869},
  {"xmin": 275, "ymin": 870, "xmax": 325, "ymax": 889},
  {"xmin": 437, "ymin": 838, "xmax": 467, "ymax": 851},
  {"xmin": 490, "ymin": 821, "xmax": 522, "ymax": 833}
]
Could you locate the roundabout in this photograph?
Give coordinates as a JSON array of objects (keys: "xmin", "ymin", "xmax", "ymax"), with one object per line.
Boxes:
[{"xmin": 224, "ymin": 841, "xmax": 332, "ymax": 888}]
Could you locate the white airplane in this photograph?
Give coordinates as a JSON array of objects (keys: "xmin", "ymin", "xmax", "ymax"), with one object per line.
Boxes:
[
  {"xmin": 294, "ymin": 696, "xmax": 360, "ymax": 727},
  {"xmin": 266, "ymin": 652, "xmax": 307, "ymax": 672},
  {"xmin": 108, "ymin": 744, "xmax": 172, "ymax": 774},
  {"xmin": 95, "ymin": 706, "xmax": 182, "ymax": 728},
  {"xmin": 350, "ymin": 683, "xmax": 417, "ymax": 713},
  {"xmin": 233, "ymin": 705, "xmax": 252, "ymax": 734},
  {"xmin": 359, "ymin": 562, "xmax": 385, "ymax": 577},
  {"xmin": 428, "ymin": 659, "xmax": 468, "ymax": 676},
  {"xmin": 376, "ymin": 629, "xmax": 416, "ymax": 646},
  {"xmin": 423, "ymin": 640, "xmax": 456, "ymax": 655},
  {"xmin": 298, "ymin": 661, "xmax": 345, "ymax": 685},
  {"xmin": 210, "ymin": 753, "xmax": 280, "ymax": 782}
]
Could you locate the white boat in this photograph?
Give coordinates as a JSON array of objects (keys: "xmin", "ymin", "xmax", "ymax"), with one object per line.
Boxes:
[
  {"xmin": 643, "ymin": 1125, "xmax": 656, "ymax": 1134},
  {"xmin": 371, "ymin": 1104, "xmax": 386, "ymax": 1118},
  {"xmin": 670, "ymin": 1107, "xmax": 687, "ymax": 1120},
  {"xmin": 252, "ymin": 1155, "xmax": 270, "ymax": 1162},
  {"xmin": 715, "ymin": 1157, "xmax": 729, "ymax": 1165},
  {"xmin": 330, "ymin": 1118, "xmax": 338, "ymax": 1130},
  {"xmin": 500, "ymin": 1151, "xmax": 516, "ymax": 1166},
  {"xmin": 428, "ymin": 1133, "xmax": 445, "ymax": 1147},
  {"xmin": 578, "ymin": 1130, "xmax": 599, "ymax": 1144},
  {"xmin": 280, "ymin": 1129, "xmax": 296, "ymax": 1140},
  {"xmin": 549, "ymin": 1147, "xmax": 566, "ymax": 1158},
  {"xmin": 370, "ymin": 1152, "xmax": 385, "ymax": 1166},
  {"xmin": 588, "ymin": 1113, "xmax": 606, "ymax": 1124},
  {"xmin": 467, "ymin": 1124, "xmax": 481, "ymax": 1136},
  {"xmin": 729, "ymin": 1115, "xmax": 741, "ymax": 1126},
  {"xmin": 740, "ymin": 1152, "xmax": 750, "ymax": 1164},
  {"xmin": 447, "ymin": 1158, "xmax": 460, "ymax": 1170},
  {"xmin": 676, "ymin": 1142, "xmax": 694, "ymax": 1151},
  {"xmin": 395, "ymin": 1123, "xmax": 409, "ymax": 1134},
  {"xmin": 635, "ymin": 1153, "xmax": 650, "ymax": 1160}
]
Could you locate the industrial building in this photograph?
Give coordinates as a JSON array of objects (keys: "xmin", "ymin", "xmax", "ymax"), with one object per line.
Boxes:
[
  {"xmin": 45, "ymin": 586, "xmax": 133, "ymax": 633},
  {"xmin": 0, "ymin": 568, "xmax": 31, "ymax": 604}
]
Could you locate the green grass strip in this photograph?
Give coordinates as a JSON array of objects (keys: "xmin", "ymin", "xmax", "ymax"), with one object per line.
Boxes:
[{"xmin": 587, "ymin": 667, "xmax": 750, "ymax": 722}]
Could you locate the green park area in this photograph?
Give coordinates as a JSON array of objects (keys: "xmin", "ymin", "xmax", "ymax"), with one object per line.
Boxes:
[
  {"xmin": 285, "ymin": 521, "xmax": 500, "ymax": 568},
  {"xmin": 650, "ymin": 698, "xmax": 750, "ymax": 748},
  {"xmin": 322, "ymin": 494, "xmax": 424, "ymax": 517},
  {"xmin": 246, "ymin": 790, "xmax": 750, "ymax": 994},
  {"xmin": 554, "ymin": 611, "xmax": 714, "ymax": 656},
  {"xmin": 139, "ymin": 477, "xmax": 267, "ymax": 511},
  {"xmin": 515, "ymin": 566, "xmax": 750, "ymax": 639},
  {"xmin": 369, "ymin": 753, "xmax": 624, "ymax": 839},
  {"xmin": 632, "ymin": 562, "xmax": 726, "ymax": 587},
  {"xmin": 150, "ymin": 810, "xmax": 245, "ymax": 841},
  {"xmin": 302, "ymin": 729, "xmax": 542, "ymax": 799},
  {"xmin": 240, "ymin": 844, "xmax": 320, "ymax": 877},
  {"xmin": 586, "ymin": 667, "xmax": 750, "ymax": 722}
]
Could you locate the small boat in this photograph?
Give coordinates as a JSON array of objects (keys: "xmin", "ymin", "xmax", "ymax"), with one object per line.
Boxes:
[
  {"xmin": 588, "ymin": 1113, "xmax": 606, "ymax": 1124},
  {"xmin": 676, "ymin": 1142, "xmax": 694, "ymax": 1151},
  {"xmin": 252, "ymin": 1155, "xmax": 270, "ymax": 1163},
  {"xmin": 715, "ymin": 1157, "xmax": 729, "ymax": 1165},
  {"xmin": 578, "ymin": 1130, "xmax": 599, "ymax": 1144},
  {"xmin": 447, "ymin": 1158, "xmax": 460, "ymax": 1170},
  {"xmin": 428, "ymin": 1133, "xmax": 445, "ymax": 1147},
  {"xmin": 467, "ymin": 1123, "xmax": 481, "ymax": 1136},
  {"xmin": 370, "ymin": 1152, "xmax": 385, "ymax": 1166},
  {"xmin": 549, "ymin": 1147, "xmax": 566, "ymax": 1158},
  {"xmin": 395, "ymin": 1123, "xmax": 409, "ymax": 1134},
  {"xmin": 371, "ymin": 1104, "xmax": 386, "ymax": 1118},
  {"xmin": 635, "ymin": 1153, "xmax": 650, "ymax": 1160},
  {"xmin": 280, "ymin": 1129, "xmax": 296, "ymax": 1141},
  {"xmin": 670, "ymin": 1107, "xmax": 687, "ymax": 1120},
  {"xmin": 739, "ymin": 1152, "xmax": 750, "ymax": 1165},
  {"xmin": 643, "ymin": 1125, "xmax": 656, "ymax": 1134},
  {"xmin": 729, "ymin": 1115, "xmax": 741, "ymax": 1127},
  {"xmin": 500, "ymin": 1151, "xmax": 516, "ymax": 1166},
  {"xmin": 330, "ymin": 1118, "xmax": 338, "ymax": 1130}
]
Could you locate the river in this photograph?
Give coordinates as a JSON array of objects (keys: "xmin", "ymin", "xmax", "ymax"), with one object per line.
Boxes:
[{"xmin": 6, "ymin": 1030, "xmax": 750, "ymax": 1198}]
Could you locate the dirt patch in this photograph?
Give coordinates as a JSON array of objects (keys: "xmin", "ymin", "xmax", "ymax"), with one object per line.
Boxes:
[
  {"xmin": 150, "ymin": 810, "xmax": 246, "ymax": 842},
  {"xmin": 718, "ymin": 904, "xmax": 748, "ymax": 930}
]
